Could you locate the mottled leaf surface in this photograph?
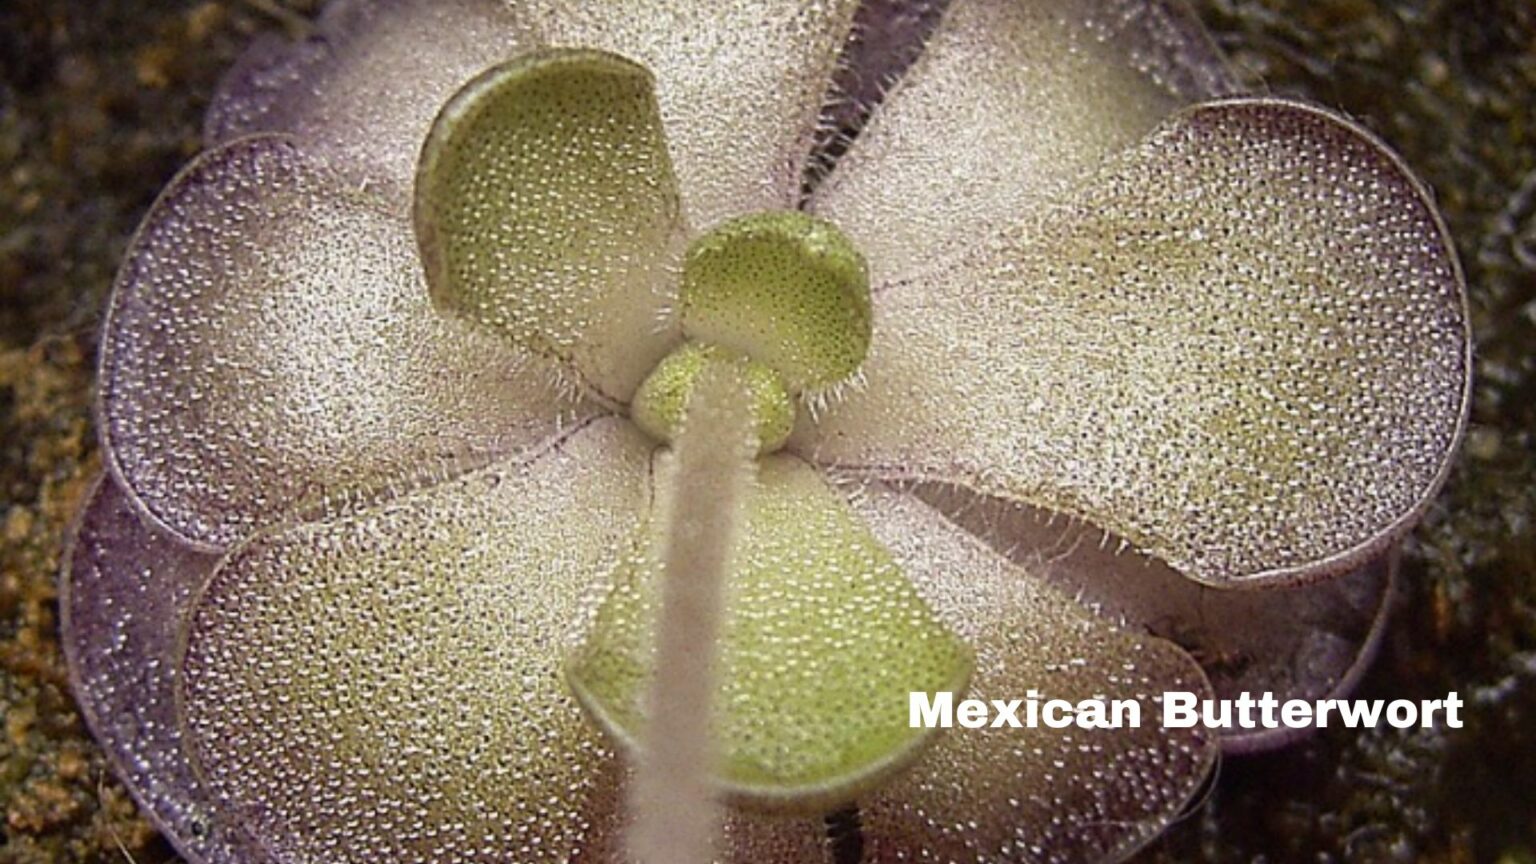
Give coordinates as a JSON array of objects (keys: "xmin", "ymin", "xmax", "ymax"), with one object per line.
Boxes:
[
  {"xmin": 847, "ymin": 482, "xmax": 1218, "ymax": 863},
  {"xmin": 528, "ymin": 0, "xmax": 861, "ymax": 230},
  {"xmin": 414, "ymin": 49, "xmax": 685, "ymax": 400},
  {"xmin": 915, "ymin": 483, "xmax": 1398, "ymax": 752},
  {"xmin": 62, "ymin": 479, "xmax": 270, "ymax": 864},
  {"xmin": 180, "ymin": 419, "xmax": 648, "ymax": 863},
  {"xmin": 805, "ymin": 100, "xmax": 1469, "ymax": 586},
  {"xmin": 811, "ymin": 0, "xmax": 1238, "ymax": 282},
  {"xmin": 100, "ymin": 136, "xmax": 582, "ymax": 550},
  {"xmin": 680, "ymin": 212, "xmax": 871, "ymax": 392},
  {"xmin": 205, "ymin": 0, "xmax": 533, "ymax": 201},
  {"xmin": 571, "ymin": 455, "xmax": 971, "ymax": 813},
  {"xmin": 210, "ymin": 0, "xmax": 860, "ymax": 230}
]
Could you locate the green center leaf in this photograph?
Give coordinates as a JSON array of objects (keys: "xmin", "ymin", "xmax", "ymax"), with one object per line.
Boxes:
[
  {"xmin": 413, "ymin": 47, "xmax": 685, "ymax": 400},
  {"xmin": 631, "ymin": 342, "xmax": 796, "ymax": 453},
  {"xmin": 680, "ymin": 211, "xmax": 872, "ymax": 392},
  {"xmin": 568, "ymin": 454, "xmax": 973, "ymax": 814}
]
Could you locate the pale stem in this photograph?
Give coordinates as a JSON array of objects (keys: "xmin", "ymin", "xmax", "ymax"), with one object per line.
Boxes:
[{"xmin": 627, "ymin": 367, "xmax": 757, "ymax": 864}]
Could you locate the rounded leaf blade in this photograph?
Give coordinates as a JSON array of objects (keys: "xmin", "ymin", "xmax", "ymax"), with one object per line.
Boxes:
[
  {"xmin": 414, "ymin": 49, "xmax": 686, "ymax": 400},
  {"xmin": 807, "ymin": 99, "xmax": 1470, "ymax": 586}
]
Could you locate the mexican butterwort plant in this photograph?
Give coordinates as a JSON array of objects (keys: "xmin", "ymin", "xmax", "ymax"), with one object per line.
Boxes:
[{"xmin": 62, "ymin": 1, "xmax": 1470, "ymax": 862}]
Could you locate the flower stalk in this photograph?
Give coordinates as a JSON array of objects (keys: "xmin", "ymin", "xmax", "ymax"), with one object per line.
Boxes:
[{"xmin": 627, "ymin": 366, "xmax": 757, "ymax": 864}]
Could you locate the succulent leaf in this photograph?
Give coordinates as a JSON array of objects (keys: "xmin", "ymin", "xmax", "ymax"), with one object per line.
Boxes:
[
  {"xmin": 526, "ymin": 0, "xmax": 862, "ymax": 229},
  {"xmin": 847, "ymin": 481, "xmax": 1218, "ymax": 863},
  {"xmin": 807, "ymin": 99, "xmax": 1470, "ymax": 587},
  {"xmin": 631, "ymin": 342, "xmax": 796, "ymax": 453},
  {"xmin": 915, "ymin": 482, "xmax": 1399, "ymax": 753},
  {"xmin": 414, "ymin": 48, "xmax": 685, "ymax": 400},
  {"xmin": 178, "ymin": 420, "xmax": 652, "ymax": 862},
  {"xmin": 680, "ymin": 211, "xmax": 872, "ymax": 392},
  {"xmin": 205, "ymin": 0, "xmax": 534, "ymax": 200},
  {"xmin": 99, "ymin": 136, "xmax": 578, "ymax": 550},
  {"xmin": 63, "ymin": 479, "xmax": 266, "ymax": 864},
  {"xmin": 569, "ymin": 454, "xmax": 973, "ymax": 814},
  {"xmin": 811, "ymin": 0, "xmax": 1238, "ymax": 283}
]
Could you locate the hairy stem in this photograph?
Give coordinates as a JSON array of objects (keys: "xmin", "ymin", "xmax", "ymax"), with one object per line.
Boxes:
[{"xmin": 627, "ymin": 367, "xmax": 757, "ymax": 864}]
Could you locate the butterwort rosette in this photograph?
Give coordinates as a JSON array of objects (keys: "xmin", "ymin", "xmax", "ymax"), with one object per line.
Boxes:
[{"xmin": 63, "ymin": 1, "xmax": 1470, "ymax": 863}]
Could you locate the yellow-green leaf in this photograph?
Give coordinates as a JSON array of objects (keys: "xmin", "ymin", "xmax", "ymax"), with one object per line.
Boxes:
[
  {"xmin": 414, "ymin": 48, "xmax": 685, "ymax": 400},
  {"xmin": 569, "ymin": 455, "xmax": 972, "ymax": 813}
]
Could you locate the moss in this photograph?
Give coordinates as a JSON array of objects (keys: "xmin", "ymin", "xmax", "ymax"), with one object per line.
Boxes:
[{"xmin": 1, "ymin": 0, "xmax": 1532, "ymax": 861}]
